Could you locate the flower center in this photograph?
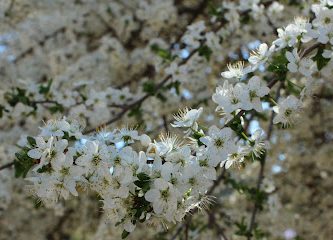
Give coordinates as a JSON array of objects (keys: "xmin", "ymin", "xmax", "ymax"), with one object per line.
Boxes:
[
  {"xmin": 249, "ymin": 90, "xmax": 257, "ymax": 100},
  {"xmin": 161, "ymin": 189, "xmax": 169, "ymax": 200},
  {"xmin": 231, "ymin": 97, "xmax": 239, "ymax": 104},
  {"xmin": 214, "ymin": 138, "xmax": 224, "ymax": 148},
  {"xmin": 114, "ymin": 156, "xmax": 121, "ymax": 165},
  {"xmin": 284, "ymin": 109, "xmax": 292, "ymax": 117},
  {"xmin": 324, "ymin": 17, "xmax": 331, "ymax": 24},
  {"xmin": 92, "ymin": 155, "xmax": 101, "ymax": 165},
  {"xmin": 199, "ymin": 159, "xmax": 208, "ymax": 167},
  {"xmin": 60, "ymin": 167, "xmax": 70, "ymax": 175},
  {"xmin": 189, "ymin": 177, "xmax": 196, "ymax": 186},
  {"xmin": 123, "ymin": 135, "xmax": 132, "ymax": 142}
]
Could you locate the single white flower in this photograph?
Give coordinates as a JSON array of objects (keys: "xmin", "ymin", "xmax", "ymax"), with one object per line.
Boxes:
[
  {"xmin": 241, "ymin": 76, "xmax": 270, "ymax": 112},
  {"xmin": 76, "ymin": 140, "xmax": 110, "ymax": 175},
  {"xmin": 165, "ymin": 145, "xmax": 192, "ymax": 170},
  {"xmin": 245, "ymin": 129, "xmax": 267, "ymax": 158},
  {"xmin": 181, "ymin": 163, "xmax": 211, "ymax": 195},
  {"xmin": 171, "ymin": 107, "xmax": 203, "ymax": 129},
  {"xmin": 249, "ymin": 43, "xmax": 274, "ymax": 69},
  {"xmin": 221, "ymin": 61, "xmax": 252, "ymax": 82},
  {"xmin": 273, "ymin": 95, "xmax": 302, "ymax": 127},
  {"xmin": 52, "ymin": 151, "xmax": 85, "ymax": 197},
  {"xmin": 312, "ymin": 8, "xmax": 333, "ymax": 29},
  {"xmin": 286, "ymin": 48, "xmax": 316, "ymax": 77},
  {"xmin": 200, "ymin": 125, "xmax": 233, "ymax": 162},
  {"xmin": 221, "ymin": 143, "xmax": 246, "ymax": 169},
  {"xmin": 40, "ymin": 118, "xmax": 71, "ymax": 137},
  {"xmin": 212, "ymin": 81, "xmax": 245, "ymax": 114},
  {"xmin": 145, "ymin": 178, "xmax": 179, "ymax": 214}
]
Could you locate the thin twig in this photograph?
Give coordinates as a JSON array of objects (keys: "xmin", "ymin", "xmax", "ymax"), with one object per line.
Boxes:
[
  {"xmin": 162, "ymin": 115, "xmax": 169, "ymax": 133},
  {"xmin": 0, "ymin": 162, "xmax": 14, "ymax": 171},
  {"xmin": 4, "ymin": 0, "xmax": 15, "ymax": 17},
  {"xmin": 246, "ymin": 81, "xmax": 283, "ymax": 239}
]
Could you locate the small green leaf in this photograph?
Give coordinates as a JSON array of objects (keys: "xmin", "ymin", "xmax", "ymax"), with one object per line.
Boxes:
[
  {"xmin": 39, "ymin": 79, "xmax": 53, "ymax": 95},
  {"xmin": 137, "ymin": 173, "xmax": 150, "ymax": 181},
  {"xmin": 49, "ymin": 103, "xmax": 64, "ymax": 114},
  {"xmin": 142, "ymin": 81, "xmax": 156, "ymax": 95},
  {"xmin": 312, "ymin": 46, "xmax": 330, "ymax": 70},
  {"xmin": 235, "ymin": 217, "xmax": 250, "ymax": 237},
  {"xmin": 267, "ymin": 51, "xmax": 288, "ymax": 79},
  {"xmin": 27, "ymin": 136, "xmax": 36, "ymax": 147},
  {"xmin": 37, "ymin": 164, "xmax": 53, "ymax": 174},
  {"xmin": 198, "ymin": 45, "xmax": 213, "ymax": 61},
  {"xmin": 121, "ymin": 230, "xmax": 130, "ymax": 239},
  {"xmin": 14, "ymin": 152, "xmax": 35, "ymax": 178},
  {"xmin": 151, "ymin": 44, "xmax": 173, "ymax": 61}
]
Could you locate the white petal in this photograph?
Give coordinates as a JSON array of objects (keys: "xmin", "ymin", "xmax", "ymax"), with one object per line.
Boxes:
[
  {"xmin": 145, "ymin": 189, "xmax": 159, "ymax": 202},
  {"xmin": 28, "ymin": 149, "xmax": 42, "ymax": 159},
  {"xmin": 153, "ymin": 201, "xmax": 164, "ymax": 214},
  {"xmin": 225, "ymin": 160, "xmax": 234, "ymax": 169}
]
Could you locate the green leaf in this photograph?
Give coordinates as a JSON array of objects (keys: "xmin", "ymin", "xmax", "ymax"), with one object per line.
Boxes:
[
  {"xmin": 198, "ymin": 45, "xmax": 213, "ymax": 61},
  {"xmin": 142, "ymin": 81, "xmax": 156, "ymax": 95},
  {"xmin": 137, "ymin": 173, "xmax": 150, "ymax": 181},
  {"xmin": 228, "ymin": 114, "xmax": 245, "ymax": 138},
  {"xmin": 5, "ymin": 88, "xmax": 31, "ymax": 107},
  {"xmin": 312, "ymin": 46, "xmax": 330, "ymax": 70},
  {"xmin": 134, "ymin": 173, "xmax": 151, "ymax": 191},
  {"xmin": 14, "ymin": 152, "xmax": 35, "ymax": 178},
  {"xmin": 128, "ymin": 105, "xmax": 142, "ymax": 119},
  {"xmin": 121, "ymin": 230, "xmax": 130, "ymax": 239},
  {"xmin": 235, "ymin": 217, "xmax": 250, "ymax": 237},
  {"xmin": 39, "ymin": 79, "xmax": 53, "ymax": 95},
  {"xmin": 27, "ymin": 136, "xmax": 36, "ymax": 147},
  {"xmin": 208, "ymin": 3, "xmax": 223, "ymax": 18},
  {"xmin": 151, "ymin": 44, "xmax": 173, "ymax": 61},
  {"xmin": 192, "ymin": 130, "xmax": 205, "ymax": 146},
  {"xmin": 49, "ymin": 103, "xmax": 64, "ymax": 114},
  {"xmin": 36, "ymin": 164, "xmax": 53, "ymax": 174},
  {"xmin": 267, "ymin": 51, "xmax": 288, "ymax": 79},
  {"xmin": 62, "ymin": 131, "xmax": 77, "ymax": 141}
]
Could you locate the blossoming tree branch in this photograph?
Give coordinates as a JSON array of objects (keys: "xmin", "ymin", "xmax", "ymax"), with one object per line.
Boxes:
[{"xmin": 0, "ymin": 0, "xmax": 333, "ymax": 239}]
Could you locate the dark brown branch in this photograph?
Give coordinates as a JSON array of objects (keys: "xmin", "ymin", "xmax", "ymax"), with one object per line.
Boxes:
[
  {"xmin": 0, "ymin": 161, "xmax": 14, "ymax": 171},
  {"xmin": 162, "ymin": 115, "xmax": 169, "ymax": 133},
  {"xmin": 300, "ymin": 42, "xmax": 321, "ymax": 58},
  {"xmin": 84, "ymin": 46, "xmax": 199, "ymax": 134}
]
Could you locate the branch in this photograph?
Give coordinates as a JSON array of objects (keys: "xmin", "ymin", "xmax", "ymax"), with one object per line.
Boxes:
[
  {"xmin": 246, "ymin": 81, "xmax": 283, "ymax": 239},
  {"xmin": 246, "ymin": 41, "xmax": 323, "ymax": 238},
  {"xmin": 4, "ymin": 0, "xmax": 15, "ymax": 17},
  {"xmin": 0, "ymin": 161, "xmax": 14, "ymax": 171},
  {"xmin": 300, "ymin": 42, "xmax": 321, "ymax": 58}
]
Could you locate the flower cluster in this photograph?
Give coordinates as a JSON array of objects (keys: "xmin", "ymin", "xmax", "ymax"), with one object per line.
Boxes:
[
  {"xmin": 213, "ymin": 76, "xmax": 270, "ymax": 122},
  {"xmin": 17, "ymin": 109, "xmax": 266, "ymax": 236},
  {"xmin": 216, "ymin": 1, "xmax": 333, "ymax": 127}
]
